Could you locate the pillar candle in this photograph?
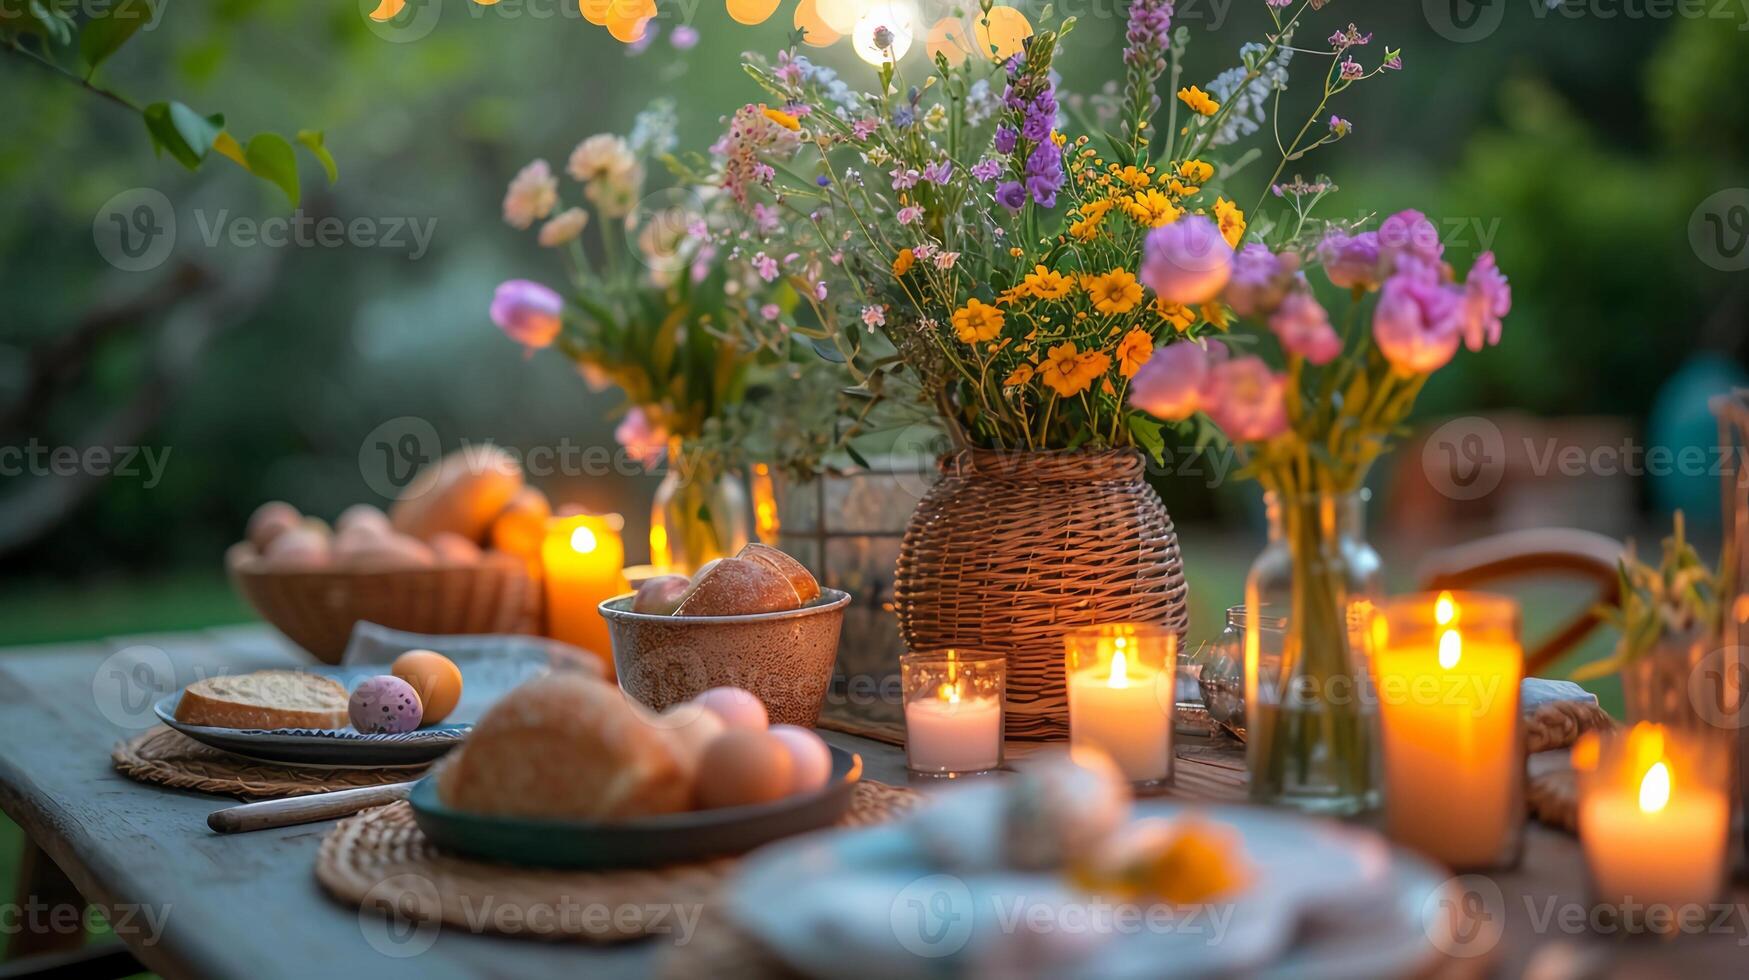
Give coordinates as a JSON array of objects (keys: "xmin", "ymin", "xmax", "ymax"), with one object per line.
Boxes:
[
  {"xmin": 541, "ymin": 513, "xmax": 628, "ymax": 672},
  {"xmin": 1066, "ymin": 628, "xmax": 1174, "ymax": 784},
  {"xmin": 904, "ymin": 687, "xmax": 1002, "ymax": 773}
]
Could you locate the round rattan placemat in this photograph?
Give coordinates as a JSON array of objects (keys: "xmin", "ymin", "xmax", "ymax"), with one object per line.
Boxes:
[
  {"xmin": 113, "ymin": 726, "xmax": 426, "ymax": 800},
  {"xmin": 318, "ymin": 780, "xmax": 921, "ymax": 945}
]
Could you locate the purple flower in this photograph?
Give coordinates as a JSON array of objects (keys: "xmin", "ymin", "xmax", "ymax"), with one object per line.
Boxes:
[
  {"xmin": 1378, "ymin": 209, "xmax": 1444, "ymax": 268},
  {"xmin": 996, "ymin": 181, "xmax": 1027, "ymax": 211},
  {"xmin": 1328, "ymin": 115, "xmax": 1352, "ymax": 137},
  {"xmin": 1373, "ymin": 262, "xmax": 1462, "ymax": 374},
  {"xmin": 852, "ymin": 118, "xmax": 879, "ymax": 140},
  {"xmin": 1130, "ymin": 338, "xmax": 1218, "ymax": 422},
  {"xmin": 669, "ymin": 25, "xmax": 699, "ymax": 50},
  {"xmin": 890, "ymin": 167, "xmax": 921, "ymax": 190},
  {"xmin": 1124, "ymin": 0, "xmax": 1174, "ymax": 71},
  {"xmin": 1223, "ymin": 244, "xmax": 1298, "ymax": 317},
  {"xmin": 1318, "ymin": 229, "xmax": 1383, "ymax": 291},
  {"xmin": 970, "ymin": 158, "xmax": 1003, "ymax": 182},
  {"xmin": 1025, "ymin": 139, "xmax": 1060, "ymax": 177},
  {"xmin": 892, "ymin": 105, "xmax": 916, "ymax": 128},
  {"xmin": 1020, "ymin": 112, "xmax": 1052, "ymax": 142},
  {"xmin": 1328, "ymin": 24, "xmax": 1372, "ymax": 49},
  {"xmin": 490, "ymin": 279, "xmax": 563, "ymax": 349},
  {"xmin": 994, "ymin": 125, "xmax": 1019, "ymax": 155},
  {"xmin": 1457, "ymin": 252, "xmax": 1511, "ymax": 351},
  {"xmin": 1026, "ymin": 175, "xmax": 1060, "ymax": 208},
  {"xmin": 1140, "ymin": 215, "xmax": 1234, "ymax": 305},
  {"xmin": 1269, "ymin": 292, "xmax": 1341, "ymax": 365},
  {"xmin": 1385, "ymin": 52, "xmax": 1403, "ymax": 70},
  {"xmin": 816, "ymin": 175, "xmax": 831, "ymax": 187},
  {"xmin": 921, "ymin": 159, "xmax": 954, "ymax": 184},
  {"xmin": 1339, "ymin": 56, "xmax": 1363, "ymax": 80}
]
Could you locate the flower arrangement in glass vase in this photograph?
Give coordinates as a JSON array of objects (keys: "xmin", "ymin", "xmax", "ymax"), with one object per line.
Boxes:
[
  {"xmin": 710, "ymin": 0, "xmax": 1413, "ymax": 737},
  {"xmin": 490, "ymin": 100, "xmax": 800, "ymax": 573}
]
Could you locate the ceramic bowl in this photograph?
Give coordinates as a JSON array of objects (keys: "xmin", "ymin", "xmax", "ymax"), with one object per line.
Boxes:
[{"xmin": 600, "ymin": 588, "xmax": 850, "ymax": 727}]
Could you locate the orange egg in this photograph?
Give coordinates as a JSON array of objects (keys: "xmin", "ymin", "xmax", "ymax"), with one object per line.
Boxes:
[
  {"xmin": 696, "ymin": 731, "xmax": 794, "ymax": 809},
  {"xmin": 392, "ymin": 650, "xmax": 464, "ymax": 725}
]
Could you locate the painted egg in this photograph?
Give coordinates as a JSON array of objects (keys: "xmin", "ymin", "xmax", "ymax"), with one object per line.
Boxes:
[
  {"xmin": 696, "ymin": 730, "xmax": 794, "ymax": 809},
  {"xmin": 349, "ymin": 675, "xmax": 424, "ymax": 733},
  {"xmin": 692, "ymin": 687, "xmax": 768, "ymax": 731},
  {"xmin": 391, "ymin": 650, "xmax": 463, "ymax": 725},
  {"xmin": 768, "ymin": 724, "xmax": 832, "ymax": 794}
]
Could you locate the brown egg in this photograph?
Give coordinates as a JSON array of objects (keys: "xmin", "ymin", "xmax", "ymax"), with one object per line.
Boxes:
[
  {"xmin": 696, "ymin": 731, "xmax": 794, "ymax": 809},
  {"xmin": 247, "ymin": 501, "xmax": 302, "ymax": 551},
  {"xmin": 345, "ymin": 534, "xmax": 435, "ymax": 570},
  {"xmin": 336, "ymin": 504, "xmax": 392, "ymax": 536},
  {"xmin": 392, "ymin": 649, "xmax": 464, "ymax": 724},
  {"xmin": 263, "ymin": 525, "xmax": 330, "ymax": 570}
]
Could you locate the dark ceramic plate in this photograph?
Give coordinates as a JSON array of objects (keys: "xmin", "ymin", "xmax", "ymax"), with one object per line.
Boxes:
[{"xmin": 408, "ymin": 746, "xmax": 863, "ymax": 868}]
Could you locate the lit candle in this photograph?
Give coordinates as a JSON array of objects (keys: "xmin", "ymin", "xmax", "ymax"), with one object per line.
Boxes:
[
  {"xmin": 541, "ymin": 513, "xmax": 628, "ymax": 674},
  {"xmin": 901, "ymin": 651, "xmax": 1004, "ymax": 777},
  {"xmin": 1578, "ymin": 724, "xmax": 1730, "ymax": 914},
  {"xmin": 1066, "ymin": 627, "xmax": 1174, "ymax": 786},
  {"xmin": 1372, "ymin": 591, "xmax": 1523, "ymax": 868}
]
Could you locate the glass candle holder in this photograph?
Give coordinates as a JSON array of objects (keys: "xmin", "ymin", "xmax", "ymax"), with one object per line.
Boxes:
[
  {"xmin": 1064, "ymin": 625, "xmax": 1176, "ymax": 789},
  {"xmin": 1370, "ymin": 591, "xmax": 1524, "ymax": 870},
  {"xmin": 1575, "ymin": 723, "xmax": 1731, "ymax": 927},
  {"xmin": 901, "ymin": 650, "xmax": 1005, "ymax": 778}
]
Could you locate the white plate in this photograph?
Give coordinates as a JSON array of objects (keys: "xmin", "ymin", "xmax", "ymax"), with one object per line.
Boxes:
[{"xmin": 729, "ymin": 802, "xmax": 1448, "ymax": 980}]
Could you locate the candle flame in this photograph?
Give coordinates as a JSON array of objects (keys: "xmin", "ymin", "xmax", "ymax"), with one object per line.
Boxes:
[
  {"xmin": 570, "ymin": 525, "xmax": 599, "ymax": 554},
  {"xmin": 1435, "ymin": 591, "xmax": 1456, "ymax": 626},
  {"xmin": 1638, "ymin": 760, "xmax": 1671, "ymax": 814},
  {"xmin": 937, "ymin": 681, "xmax": 961, "ymax": 704},
  {"xmin": 1437, "ymin": 628, "xmax": 1461, "ymax": 670},
  {"xmin": 1107, "ymin": 650, "xmax": 1130, "ymax": 689}
]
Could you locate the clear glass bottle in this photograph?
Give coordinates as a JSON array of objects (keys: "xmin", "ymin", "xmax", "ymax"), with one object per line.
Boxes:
[
  {"xmin": 1199, "ymin": 604, "xmax": 1287, "ymax": 740},
  {"xmin": 649, "ymin": 436, "xmax": 750, "ymax": 574},
  {"xmin": 1244, "ymin": 489, "xmax": 1384, "ymax": 815}
]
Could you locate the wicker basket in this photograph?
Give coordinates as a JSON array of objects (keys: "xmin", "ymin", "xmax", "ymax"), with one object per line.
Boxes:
[
  {"xmin": 231, "ymin": 559, "xmax": 543, "ymax": 664},
  {"xmin": 894, "ymin": 449, "xmax": 1190, "ymax": 739}
]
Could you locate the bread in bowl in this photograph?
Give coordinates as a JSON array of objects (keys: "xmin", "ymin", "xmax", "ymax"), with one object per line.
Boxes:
[
  {"xmin": 738, "ymin": 543, "xmax": 821, "ymax": 604},
  {"xmin": 673, "ymin": 556, "xmax": 799, "ymax": 617}
]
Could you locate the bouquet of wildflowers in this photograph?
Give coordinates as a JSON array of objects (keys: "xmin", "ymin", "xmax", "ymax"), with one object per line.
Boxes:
[{"xmin": 718, "ymin": 0, "xmax": 1402, "ymax": 459}]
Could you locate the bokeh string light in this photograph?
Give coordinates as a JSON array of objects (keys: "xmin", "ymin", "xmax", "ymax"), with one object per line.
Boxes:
[{"xmin": 533, "ymin": 0, "xmax": 1034, "ymax": 56}]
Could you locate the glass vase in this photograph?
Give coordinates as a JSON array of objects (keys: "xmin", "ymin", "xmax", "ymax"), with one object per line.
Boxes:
[
  {"xmin": 650, "ymin": 437, "xmax": 750, "ymax": 575},
  {"xmin": 1244, "ymin": 490, "xmax": 1384, "ymax": 815}
]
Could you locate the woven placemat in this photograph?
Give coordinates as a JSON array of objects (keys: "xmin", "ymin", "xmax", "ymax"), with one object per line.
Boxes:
[
  {"xmin": 319, "ymin": 779, "xmax": 921, "ymax": 944},
  {"xmin": 1523, "ymin": 700, "xmax": 1615, "ymax": 834},
  {"xmin": 113, "ymin": 726, "xmax": 425, "ymax": 800}
]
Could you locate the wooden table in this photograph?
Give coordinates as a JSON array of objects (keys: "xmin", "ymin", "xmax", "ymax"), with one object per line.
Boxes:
[{"xmin": 2, "ymin": 627, "xmax": 1746, "ymax": 979}]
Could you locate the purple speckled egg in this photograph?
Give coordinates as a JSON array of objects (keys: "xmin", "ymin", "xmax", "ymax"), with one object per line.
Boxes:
[{"xmin": 349, "ymin": 675, "xmax": 424, "ymax": 734}]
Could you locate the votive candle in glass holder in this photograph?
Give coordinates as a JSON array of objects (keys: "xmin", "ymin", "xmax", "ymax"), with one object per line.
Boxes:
[
  {"xmin": 901, "ymin": 650, "xmax": 1004, "ymax": 778},
  {"xmin": 1370, "ymin": 591, "xmax": 1524, "ymax": 869},
  {"xmin": 1575, "ymin": 723, "xmax": 1730, "ymax": 926},
  {"xmin": 1065, "ymin": 625, "xmax": 1175, "ymax": 788}
]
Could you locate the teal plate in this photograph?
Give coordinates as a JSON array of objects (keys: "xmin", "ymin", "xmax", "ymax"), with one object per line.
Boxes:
[{"xmin": 409, "ymin": 746, "xmax": 863, "ymax": 868}]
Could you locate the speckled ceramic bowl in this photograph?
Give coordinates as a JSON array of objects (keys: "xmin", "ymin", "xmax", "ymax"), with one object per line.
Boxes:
[{"xmin": 600, "ymin": 588, "xmax": 850, "ymax": 727}]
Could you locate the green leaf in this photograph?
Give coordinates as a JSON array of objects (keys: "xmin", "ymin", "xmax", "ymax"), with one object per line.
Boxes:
[
  {"xmin": 1126, "ymin": 414, "xmax": 1166, "ymax": 463},
  {"xmin": 844, "ymin": 442, "xmax": 871, "ymax": 470},
  {"xmin": 79, "ymin": 0, "xmax": 153, "ymax": 73},
  {"xmin": 296, "ymin": 129, "xmax": 338, "ymax": 184},
  {"xmin": 142, "ymin": 102, "xmax": 223, "ymax": 170},
  {"xmin": 243, "ymin": 132, "xmax": 300, "ymax": 206}
]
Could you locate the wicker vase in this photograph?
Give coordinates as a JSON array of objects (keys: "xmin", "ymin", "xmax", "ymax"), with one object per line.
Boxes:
[{"xmin": 894, "ymin": 449, "xmax": 1190, "ymax": 739}]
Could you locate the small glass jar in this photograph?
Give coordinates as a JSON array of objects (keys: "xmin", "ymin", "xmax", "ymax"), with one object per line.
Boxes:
[
  {"xmin": 900, "ymin": 650, "xmax": 1005, "ymax": 778},
  {"xmin": 1064, "ymin": 625, "xmax": 1176, "ymax": 789},
  {"xmin": 1198, "ymin": 605, "xmax": 1285, "ymax": 740}
]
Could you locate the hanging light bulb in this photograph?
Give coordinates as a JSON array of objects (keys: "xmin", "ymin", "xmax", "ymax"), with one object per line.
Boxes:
[{"xmin": 851, "ymin": 2, "xmax": 917, "ymax": 65}]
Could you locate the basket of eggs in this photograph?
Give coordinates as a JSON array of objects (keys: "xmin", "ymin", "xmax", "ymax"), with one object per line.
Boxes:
[{"xmin": 228, "ymin": 448, "xmax": 550, "ymax": 663}]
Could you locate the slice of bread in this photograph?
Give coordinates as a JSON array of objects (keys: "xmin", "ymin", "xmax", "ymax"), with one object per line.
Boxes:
[{"xmin": 174, "ymin": 670, "xmax": 350, "ymax": 730}]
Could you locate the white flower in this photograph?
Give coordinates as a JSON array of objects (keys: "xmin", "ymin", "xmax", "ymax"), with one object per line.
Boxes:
[
  {"xmin": 502, "ymin": 159, "xmax": 558, "ymax": 230},
  {"xmin": 537, "ymin": 207, "xmax": 588, "ymax": 247},
  {"xmin": 567, "ymin": 134, "xmax": 637, "ymax": 183}
]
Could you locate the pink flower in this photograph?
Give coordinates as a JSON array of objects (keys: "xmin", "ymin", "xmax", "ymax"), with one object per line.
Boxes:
[
  {"xmin": 1223, "ymin": 244, "xmax": 1297, "ymax": 317},
  {"xmin": 852, "ymin": 118, "xmax": 880, "ymax": 140},
  {"xmin": 1377, "ymin": 209, "xmax": 1443, "ymax": 268},
  {"xmin": 489, "ymin": 279, "xmax": 563, "ymax": 349},
  {"xmin": 761, "ymin": 303, "xmax": 781, "ymax": 321},
  {"xmin": 1456, "ymin": 251, "xmax": 1511, "ymax": 351},
  {"xmin": 1128, "ymin": 340, "xmax": 1225, "ymax": 421},
  {"xmin": 502, "ymin": 159, "xmax": 558, "ymax": 230},
  {"xmin": 1205, "ymin": 356, "xmax": 1290, "ymax": 442},
  {"xmin": 1372, "ymin": 262, "xmax": 1461, "ymax": 374},
  {"xmin": 897, "ymin": 206, "xmax": 924, "ymax": 225},
  {"xmin": 912, "ymin": 242, "xmax": 937, "ymax": 261},
  {"xmin": 1140, "ymin": 215, "xmax": 1234, "ymax": 305},
  {"xmin": 861, "ymin": 305, "xmax": 886, "ymax": 329},
  {"xmin": 933, "ymin": 251, "xmax": 959, "ymax": 270},
  {"xmin": 890, "ymin": 168, "xmax": 921, "ymax": 190},
  {"xmin": 753, "ymin": 251, "xmax": 780, "ymax": 282},
  {"xmin": 615, "ymin": 408, "xmax": 668, "ymax": 469},
  {"xmin": 1268, "ymin": 292, "xmax": 1341, "ymax": 365},
  {"xmin": 1317, "ymin": 228, "xmax": 1383, "ymax": 291}
]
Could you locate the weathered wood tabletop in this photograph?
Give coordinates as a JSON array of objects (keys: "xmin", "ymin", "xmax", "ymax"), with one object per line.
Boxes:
[{"xmin": 2, "ymin": 626, "xmax": 1746, "ymax": 979}]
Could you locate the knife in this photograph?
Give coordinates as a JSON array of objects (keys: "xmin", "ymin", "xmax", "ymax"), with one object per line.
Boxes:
[{"xmin": 207, "ymin": 781, "xmax": 418, "ymax": 834}]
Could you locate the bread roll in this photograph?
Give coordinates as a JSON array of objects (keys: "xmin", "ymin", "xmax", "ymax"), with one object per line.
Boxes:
[
  {"xmin": 673, "ymin": 557, "xmax": 799, "ymax": 616},
  {"xmin": 738, "ymin": 543, "xmax": 821, "ymax": 603},
  {"xmin": 438, "ymin": 673, "xmax": 692, "ymax": 821},
  {"xmin": 390, "ymin": 447, "xmax": 523, "ymax": 544},
  {"xmin": 489, "ymin": 486, "xmax": 551, "ymax": 561}
]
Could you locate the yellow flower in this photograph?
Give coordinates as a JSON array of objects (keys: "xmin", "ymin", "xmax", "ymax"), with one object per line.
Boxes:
[
  {"xmin": 1214, "ymin": 197, "xmax": 1246, "ymax": 247},
  {"xmin": 1115, "ymin": 328, "xmax": 1154, "ymax": 378},
  {"xmin": 1023, "ymin": 265, "xmax": 1077, "ymax": 300},
  {"xmin": 762, "ymin": 106, "xmax": 801, "ymax": 131},
  {"xmin": 1039, "ymin": 342, "xmax": 1111, "ymax": 397},
  {"xmin": 1052, "ymin": 131, "xmax": 1068, "ymax": 146},
  {"xmin": 1165, "ymin": 178, "xmax": 1199, "ymax": 198},
  {"xmin": 1200, "ymin": 302, "xmax": 1231, "ymax": 330},
  {"xmin": 1178, "ymin": 159, "xmax": 1214, "ymax": 183},
  {"xmin": 1154, "ymin": 298, "xmax": 1196, "ymax": 332},
  {"xmin": 892, "ymin": 248, "xmax": 914, "ymax": 277},
  {"xmin": 1115, "ymin": 165, "xmax": 1152, "ymax": 190},
  {"xmin": 1069, "ymin": 199, "xmax": 1114, "ymax": 241},
  {"xmin": 952, "ymin": 299, "xmax": 1005, "ymax": 344},
  {"xmin": 1004, "ymin": 363, "xmax": 1036, "ymax": 387},
  {"xmin": 1123, "ymin": 189, "xmax": 1181, "ymax": 228},
  {"xmin": 1177, "ymin": 86, "xmax": 1219, "ymax": 117},
  {"xmin": 1085, "ymin": 269, "xmax": 1143, "ymax": 315}
]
